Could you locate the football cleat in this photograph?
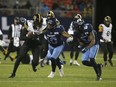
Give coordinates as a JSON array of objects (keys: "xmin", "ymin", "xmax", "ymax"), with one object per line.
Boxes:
[
  {"xmin": 48, "ymin": 71, "xmax": 55, "ymax": 78},
  {"xmin": 73, "ymin": 60, "xmax": 80, "ymax": 66},
  {"xmin": 104, "ymin": 62, "xmax": 107, "ymax": 67},
  {"xmin": 9, "ymin": 73, "xmax": 15, "ymax": 78},
  {"xmin": 70, "ymin": 59, "xmax": 73, "ymax": 66},
  {"xmin": 108, "ymin": 59, "xmax": 114, "ymax": 66},
  {"xmin": 97, "ymin": 76, "xmax": 102, "ymax": 81},
  {"xmin": 32, "ymin": 65, "xmax": 37, "ymax": 72}
]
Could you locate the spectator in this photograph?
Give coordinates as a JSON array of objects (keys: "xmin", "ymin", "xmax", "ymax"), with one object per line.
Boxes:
[
  {"xmin": 23, "ymin": 0, "xmax": 32, "ymax": 9},
  {"xmin": 52, "ymin": 0, "xmax": 59, "ymax": 10},
  {"xmin": 13, "ymin": 0, "xmax": 21, "ymax": 9},
  {"xmin": 40, "ymin": 2, "xmax": 50, "ymax": 17}
]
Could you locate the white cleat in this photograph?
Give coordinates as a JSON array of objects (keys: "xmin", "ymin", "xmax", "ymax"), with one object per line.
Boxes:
[
  {"xmin": 73, "ymin": 61, "xmax": 80, "ymax": 66},
  {"xmin": 48, "ymin": 71, "xmax": 55, "ymax": 78},
  {"xmin": 97, "ymin": 77, "xmax": 102, "ymax": 81},
  {"xmin": 70, "ymin": 59, "xmax": 73, "ymax": 65},
  {"xmin": 59, "ymin": 65, "xmax": 64, "ymax": 77}
]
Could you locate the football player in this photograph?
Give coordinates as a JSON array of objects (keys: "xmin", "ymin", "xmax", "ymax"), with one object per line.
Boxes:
[
  {"xmin": 98, "ymin": 16, "xmax": 113, "ymax": 67},
  {"xmin": 68, "ymin": 14, "xmax": 82, "ymax": 66},
  {"xmin": 4, "ymin": 17, "xmax": 22, "ymax": 61},
  {"xmin": 46, "ymin": 11, "xmax": 66, "ymax": 64},
  {"xmin": 43, "ymin": 18, "xmax": 73, "ymax": 78},
  {"xmin": 73, "ymin": 18, "xmax": 102, "ymax": 81},
  {"xmin": 9, "ymin": 13, "xmax": 44, "ymax": 78}
]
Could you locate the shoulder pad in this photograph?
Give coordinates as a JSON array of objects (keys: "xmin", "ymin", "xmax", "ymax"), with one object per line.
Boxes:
[
  {"xmin": 24, "ymin": 22, "xmax": 28, "ymax": 29},
  {"xmin": 98, "ymin": 24, "xmax": 103, "ymax": 32}
]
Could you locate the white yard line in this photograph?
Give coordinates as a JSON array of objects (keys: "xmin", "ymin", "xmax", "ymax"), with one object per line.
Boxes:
[{"xmin": 0, "ymin": 80, "xmax": 116, "ymax": 83}]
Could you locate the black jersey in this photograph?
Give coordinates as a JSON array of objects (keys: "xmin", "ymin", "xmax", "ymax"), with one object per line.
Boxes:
[{"xmin": 74, "ymin": 23, "xmax": 99, "ymax": 46}]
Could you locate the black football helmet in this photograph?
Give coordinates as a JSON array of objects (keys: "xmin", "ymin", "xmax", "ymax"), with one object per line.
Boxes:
[
  {"xmin": 33, "ymin": 13, "xmax": 43, "ymax": 27},
  {"xmin": 104, "ymin": 16, "xmax": 111, "ymax": 27}
]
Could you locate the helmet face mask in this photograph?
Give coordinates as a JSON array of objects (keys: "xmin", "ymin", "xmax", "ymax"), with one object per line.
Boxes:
[
  {"xmin": 47, "ymin": 18, "xmax": 56, "ymax": 29},
  {"xmin": 73, "ymin": 19, "xmax": 84, "ymax": 33}
]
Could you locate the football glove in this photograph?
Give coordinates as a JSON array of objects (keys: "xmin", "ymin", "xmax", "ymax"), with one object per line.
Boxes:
[
  {"xmin": 78, "ymin": 45, "xmax": 82, "ymax": 49},
  {"xmin": 81, "ymin": 47, "xmax": 88, "ymax": 53},
  {"xmin": 66, "ymin": 37, "xmax": 73, "ymax": 43}
]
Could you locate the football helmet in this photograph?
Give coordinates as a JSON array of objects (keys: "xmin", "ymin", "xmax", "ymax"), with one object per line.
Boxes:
[
  {"xmin": 73, "ymin": 19, "xmax": 84, "ymax": 28},
  {"xmin": 104, "ymin": 16, "xmax": 111, "ymax": 23},
  {"xmin": 73, "ymin": 19, "xmax": 85, "ymax": 32},
  {"xmin": 47, "ymin": 11, "xmax": 55, "ymax": 18},
  {"xmin": 104, "ymin": 16, "xmax": 111, "ymax": 26},
  {"xmin": 74, "ymin": 14, "xmax": 82, "ymax": 19},
  {"xmin": 47, "ymin": 18, "xmax": 56, "ymax": 26},
  {"xmin": 14, "ymin": 16, "xmax": 20, "ymax": 24},
  {"xmin": 33, "ymin": 13, "xmax": 43, "ymax": 27}
]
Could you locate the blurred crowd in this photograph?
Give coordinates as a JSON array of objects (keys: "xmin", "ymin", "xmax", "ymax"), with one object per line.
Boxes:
[{"xmin": 0, "ymin": 0, "xmax": 93, "ymax": 18}]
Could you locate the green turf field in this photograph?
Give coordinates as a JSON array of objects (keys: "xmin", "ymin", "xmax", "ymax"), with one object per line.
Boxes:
[{"xmin": 0, "ymin": 51, "xmax": 116, "ymax": 87}]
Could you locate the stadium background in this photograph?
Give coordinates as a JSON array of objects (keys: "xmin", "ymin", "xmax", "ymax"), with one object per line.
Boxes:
[{"xmin": 0, "ymin": 0, "xmax": 115, "ymax": 50}]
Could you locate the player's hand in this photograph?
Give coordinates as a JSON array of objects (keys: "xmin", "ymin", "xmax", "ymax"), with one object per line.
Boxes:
[
  {"xmin": 78, "ymin": 45, "xmax": 82, "ymax": 49},
  {"xmin": 81, "ymin": 47, "xmax": 88, "ymax": 53},
  {"xmin": 66, "ymin": 37, "xmax": 73, "ymax": 43},
  {"xmin": 26, "ymin": 31, "xmax": 34, "ymax": 38}
]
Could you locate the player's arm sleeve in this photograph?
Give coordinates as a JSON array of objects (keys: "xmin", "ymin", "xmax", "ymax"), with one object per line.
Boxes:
[
  {"xmin": 20, "ymin": 28, "xmax": 29, "ymax": 40},
  {"xmin": 8, "ymin": 26, "xmax": 13, "ymax": 40},
  {"xmin": 61, "ymin": 25, "xmax": 72, "ymax": 38},
  {"xmin": 98, "ymin": 24, "xmax": 104, "ymax": 40}
]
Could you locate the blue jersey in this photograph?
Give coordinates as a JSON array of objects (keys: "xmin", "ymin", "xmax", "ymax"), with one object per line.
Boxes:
[
  {"xmin": 45, "ymin": 25, "xmax": 65, "ymax": 47},
  {"xmin": 74, "ymin": 23, "xmax": 99, "ymax": 46}
]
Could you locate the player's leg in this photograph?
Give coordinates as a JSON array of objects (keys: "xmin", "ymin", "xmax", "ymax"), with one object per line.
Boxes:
[
  {"xmin": 51, "ymin": 45, "xmax": 64, "ymax": 77},
  {"xmin": 31, "ymin": 46, "xmax": 40, "ymax": 72},
  {"xmin": 69, "ymin": 42, "xmax": 74, "ymax": 65},
  {"xmin": 107, "ymin": 42, "xmax": 113, "ymax": 66},
  {"xmin": 101, "ymin": 42, "xmax": 108, "ymax": 66},
  {"xmin": 9, "ymin": 43, "xmax": 29, "ymax": 78},
  {"xmin": 73, "ymin": 47, "xmax": 80, "ymax": 66},
  {"xmin": 4, "ymin": 41, "xmax": 14, "ymax": 60},
  {"xmin": 89, "ymin": 45, "xmax": 102, "ymax": 80}
]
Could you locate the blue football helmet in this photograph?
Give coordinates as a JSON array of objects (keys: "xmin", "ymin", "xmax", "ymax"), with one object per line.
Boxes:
[{"xmin": 47, "ymin": 18, "xmax": 56, "ymax": 26}]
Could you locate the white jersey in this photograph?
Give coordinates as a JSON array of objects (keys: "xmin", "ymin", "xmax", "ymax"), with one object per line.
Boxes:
[
  {"xmin": 99, "ymin": 23, "xmax": 112, "ymax": 42},
  {"xmin": 26, "ymin": 18, "xmax": 47, "ymax": 34},
  {"xmin": 10, "ymin": 24, "xmax": 22, "ymax": 47},
  {"xmin": 68, "ymin": 22, "xmax": 74, "ymax": 35},
  {"xmin": 11, "ymin": 24, "xmax": 22, "ymax": 38}
]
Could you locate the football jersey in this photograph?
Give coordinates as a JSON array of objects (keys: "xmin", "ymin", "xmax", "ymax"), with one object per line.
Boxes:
[
  {"xmin": 68, "ymin": 22, "xmax": 74, "ymax": 35},
  {"xmin": 45, "ymin": 25, "xmax": 65, "ymax": 47},
  {"xmin": 11, "ymin": 24, "xmax": 22, "ymax": 38},
  {"xmin": 25, "ymin": 18, "xmax": 47, "ymax": 35},
  {"xmin": 98, "ymin": 23, "xmax": 112, "ymax": 42},
  {"xmin": 74, "ymin": 23, "xmax": 99, "ymax": 46}
]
